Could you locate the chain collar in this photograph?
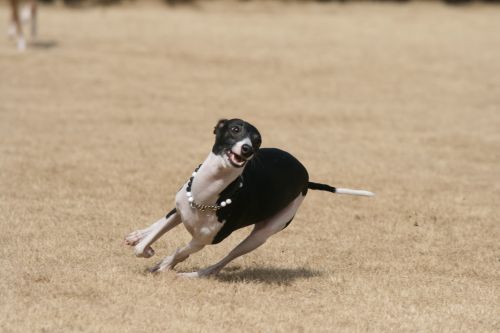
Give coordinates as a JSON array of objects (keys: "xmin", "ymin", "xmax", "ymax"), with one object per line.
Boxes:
[{"xmin": 185, "ymin": 164, "xmax": 242, "ymax": 212}]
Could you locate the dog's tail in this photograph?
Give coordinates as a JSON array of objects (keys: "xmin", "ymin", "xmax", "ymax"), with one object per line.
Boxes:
[{"xmin": 308, "ymin": 182, "xmax": 374, "ymax": 197}]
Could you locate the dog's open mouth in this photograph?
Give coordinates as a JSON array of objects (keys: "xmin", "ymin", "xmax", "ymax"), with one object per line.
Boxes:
[{"xmin": 226, "ymin": 150, "xmax": 247, "ymax": 168}]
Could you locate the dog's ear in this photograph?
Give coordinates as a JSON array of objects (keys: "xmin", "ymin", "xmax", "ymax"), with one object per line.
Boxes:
[{"xmin": 213, "ymin": 119, "xmax": 228, "ymax": 134}]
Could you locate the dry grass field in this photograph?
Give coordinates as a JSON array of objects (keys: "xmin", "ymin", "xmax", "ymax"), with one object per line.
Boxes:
[{"xmin": 1, "ymin": 1, "xmax": 499, "ymax": 332}]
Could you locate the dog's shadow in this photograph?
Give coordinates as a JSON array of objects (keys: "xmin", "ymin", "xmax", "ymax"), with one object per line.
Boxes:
[{"xmin": 214, "ymin": 266, "xmax": 322, "ymax": 285}]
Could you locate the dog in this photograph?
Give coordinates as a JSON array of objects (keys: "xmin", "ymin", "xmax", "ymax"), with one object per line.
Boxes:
[
  {"xmin": 7, "ymin": 0, "xmax": 37, "ymax": 51},
  {"xmin": 125, "ymin": 119, "xmax": 373, "ymax": 277}
]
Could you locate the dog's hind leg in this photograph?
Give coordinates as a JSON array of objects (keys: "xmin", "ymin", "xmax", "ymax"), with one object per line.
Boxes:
[
  {"xmin": 148, "ymin": 239, "xmax": 205, "ymax": 273},
  {"xmin": 125, "ymin": 209, "xmax": 181, "ymax": 258},
  {"xmin": 179, "ymin": 195, "xmax": 305, "ymax": 278}
]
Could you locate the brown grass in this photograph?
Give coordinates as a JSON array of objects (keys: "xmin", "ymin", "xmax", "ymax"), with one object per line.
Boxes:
[{"xmin": 1, "ymin": 1, "xmax": 499, "ymax": 332}]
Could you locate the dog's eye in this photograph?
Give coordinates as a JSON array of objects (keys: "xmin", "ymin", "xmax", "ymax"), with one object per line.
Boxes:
[{"xmin": 231, "ymin": 126, "xmax": 240, "ymax": 133}]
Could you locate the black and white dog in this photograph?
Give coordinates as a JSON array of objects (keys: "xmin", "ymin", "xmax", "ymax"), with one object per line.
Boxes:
[{"xmin": 125, "ymin": 119, "xmax": 373, "ymax": 277}]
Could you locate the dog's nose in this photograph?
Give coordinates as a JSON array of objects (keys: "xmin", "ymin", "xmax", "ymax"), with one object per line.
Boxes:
[{"xmin": 241, "ymin": 144, "xmax": 254, "ymax": 158}]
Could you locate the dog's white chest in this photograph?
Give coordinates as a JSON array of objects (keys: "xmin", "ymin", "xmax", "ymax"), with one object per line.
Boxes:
[{"xmin": 175, "ymin": 188, "xmax": 224, "ymax": 245}]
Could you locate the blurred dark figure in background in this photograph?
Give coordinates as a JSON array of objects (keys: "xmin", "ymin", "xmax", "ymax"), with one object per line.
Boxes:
[{"xmin": 7, "ymin": 0, "xmax": 38, "ymax": 51}]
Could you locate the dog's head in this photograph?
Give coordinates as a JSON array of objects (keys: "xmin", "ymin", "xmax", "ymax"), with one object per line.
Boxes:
[{"xmin": 212, "ymin": 119, "xmax": 262, "ymax": 168}]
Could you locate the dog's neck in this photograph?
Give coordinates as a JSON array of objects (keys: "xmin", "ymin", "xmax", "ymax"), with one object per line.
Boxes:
[{"xmin": 189, "ymin": 152, "xmax": 243, "ymax": 206}]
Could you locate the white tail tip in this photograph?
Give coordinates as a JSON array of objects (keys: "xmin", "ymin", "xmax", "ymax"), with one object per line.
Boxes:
[{"xmin": 336, "ymin": 188, "xmax": 375, "ymax": 197}]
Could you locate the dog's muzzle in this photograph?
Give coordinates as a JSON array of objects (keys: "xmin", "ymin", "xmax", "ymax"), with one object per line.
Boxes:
[
  {"xmin": 226, "ymin": 144, "xmax": 254, "ymax": 168},
  {"xmin": 226, "ymin": 150, "xmax": 248, "ymax": 168}
]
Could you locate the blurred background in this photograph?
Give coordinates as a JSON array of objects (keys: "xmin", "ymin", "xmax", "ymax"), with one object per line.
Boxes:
[{"xmin": 1, "ymin": 0, "xmax": 499, "ymax": 332}]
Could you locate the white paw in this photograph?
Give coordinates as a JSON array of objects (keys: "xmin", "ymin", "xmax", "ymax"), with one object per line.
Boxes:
[
  {"xmin": 148, "ymin": 259, "xmax": 173, "ymax": 273},
  {"xmin": 148, "ymin": 264, "xmax": 166, "ymax": 274},
  {"xmin": 148, "ymin": 250, "xmax": 186, "ymax": 273},
  {"xmin": 124, "ymin": 230, "xmax": 147, "ymax": 246},
  {"xmin": 177, "ymin": 266, "xmax": 220, "ymax": 278},
  {"xmin": 134, "ymin": 245, "xmax": 155, "ymax": 258},
  {"xmin": 177, "ymin": 271, "xmax": 201, "ymax": 278}
]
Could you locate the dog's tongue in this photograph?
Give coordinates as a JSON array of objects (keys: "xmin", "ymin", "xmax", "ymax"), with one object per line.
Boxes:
[{"xmin": 230, "ymin": 152, "xmax": 245, "ymax": 166}]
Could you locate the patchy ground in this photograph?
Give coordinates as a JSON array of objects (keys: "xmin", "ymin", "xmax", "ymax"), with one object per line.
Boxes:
[{"xmin": 1, "ymin": 1, "xmax": 499, "ymax": 332}]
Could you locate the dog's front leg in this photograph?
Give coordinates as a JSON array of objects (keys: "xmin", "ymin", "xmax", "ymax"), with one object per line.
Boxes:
[{"xmin": 125, "ymin": 209, "xmax": 181, "ymax": 258}]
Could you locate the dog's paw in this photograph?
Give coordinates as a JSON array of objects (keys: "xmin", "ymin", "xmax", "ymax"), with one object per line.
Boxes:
[
  {"xmin": 147, "ymin": 255, "xmax": 176, "ymax": 273},
  {"xmin": 177, "ymin": 271, "xmax": 201, "ymax": 278},
  {"xmin": 134, "ymin": 245, "xmax": 155, "ymax": 258},
  {"xmin": 147, "ymin": 264, "xmax": 163, "ymax": 274},
  {"xmin": 148, "ymin": 261, "xmax": 171, "ymax": 274},
  {"xmin": 177, "ymin": 267, "xmax": 220, "ymax": 278},
  {"xmin": 124, "ymin": 230, "xmax": 146, "ymax": 246}
]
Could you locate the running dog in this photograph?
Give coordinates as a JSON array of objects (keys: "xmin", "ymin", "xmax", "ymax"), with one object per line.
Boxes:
[{"xmin": 125, "ymin": 118, "xmax": 374, "ymax": 277}]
